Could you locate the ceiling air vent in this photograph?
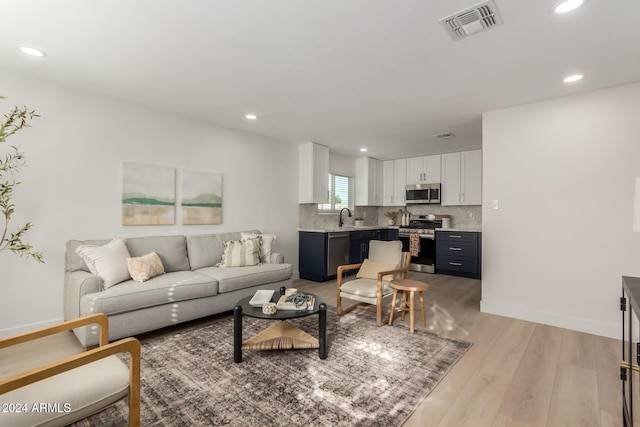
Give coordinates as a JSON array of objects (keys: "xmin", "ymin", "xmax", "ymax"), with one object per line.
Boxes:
[
  {"xmin": 440, "ymin": 0, "xmax": 503, "ymax": 41},
  {"xmin": 434, "ymin": 132, "xmax": 455, "ymax": 139}
]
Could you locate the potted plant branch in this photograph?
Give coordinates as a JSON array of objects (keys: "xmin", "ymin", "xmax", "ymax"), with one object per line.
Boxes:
[
  {"xmin": 384, "ymin": 211, "xmax": 396, "ymax": 225},
  {"xmin": 0, "ymin": 96, "xmax": 43, "ymax": 262}
]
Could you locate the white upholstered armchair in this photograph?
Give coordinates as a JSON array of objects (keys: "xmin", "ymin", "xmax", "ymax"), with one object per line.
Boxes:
[
  {"xmin": 336, "ymin": 240, "xmax": 410, "ymax": 326},
  {"xmin": 0, "ymin": 313, "xmax": 141, "ymax": 426}
]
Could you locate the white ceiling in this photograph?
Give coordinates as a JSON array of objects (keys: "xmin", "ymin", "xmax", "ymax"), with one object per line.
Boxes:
[{"xmin": 1, "ymin": 0, "xmax": 639, "ymax": 160}]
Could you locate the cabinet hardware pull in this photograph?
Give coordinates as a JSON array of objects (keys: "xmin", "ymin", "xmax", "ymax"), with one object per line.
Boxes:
[
  {"xmin": 449, "ymin": 235, "xmax": 462, "ymax": 238},
  {"xmin": 621, "ymin": 361, "xmax": 640, "ymax": 372},
  {"xmin": 449, "ymin": 262, "xmax": 462, "ymax": 266},
  {"xmin": 449, "ymin": 247, "xmax": 462, "ymax": 251}
]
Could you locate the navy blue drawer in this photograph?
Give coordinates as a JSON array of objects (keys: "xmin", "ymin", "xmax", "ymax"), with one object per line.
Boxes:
[
  {"xmin": 436, "ymin": 231, "xmax": 478, "ymax": 243},
  {"xmin": 350, "ymin": 230, "xmax": 380, "ymax": 240},
  {"xmin": 436, "ymin": 256, "xmax": 478, "ymax": 274},
  {"xmin": 436, "ymin": 241, "xmax": 477, "ymax": 258}
]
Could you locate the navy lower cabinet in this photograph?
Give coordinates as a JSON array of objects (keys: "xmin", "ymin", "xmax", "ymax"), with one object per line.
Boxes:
[
  {"xmin": 299, "ymin": 232, "xmax": 328, "ymax": 282},
  {"xmin": 299, "ymin": 228, "xmax": 399, "ymax": 282},
  {"xmin": 435, "ymin": 230, "xmax": 482, "ymax": 279},
  {"xmin": 348, "ymin": 228, "xmax": 400, "ymax": 264},
  {"xmin": 349, "ymin": 230, "xmax": 374, "ymax": 264}
]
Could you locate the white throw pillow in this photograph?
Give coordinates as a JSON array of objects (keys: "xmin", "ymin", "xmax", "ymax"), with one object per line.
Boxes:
[
  {"xmin": 216, "ymin": 238, "xmax": 261, "ymax": 267},
  {"xmin": 241, "ymin": 232, "xmax": 276, "ymax": 263},
  {"xmin": 127, "ymin": 252, "xmax": 165, "ymax": 283},
  {"xmin": 356, "ymin": 258, "xmax": 398, "ymax": 281},
  {"xmin": 75, "ymin": 238, "xmax": 132, "ymax": 289}
]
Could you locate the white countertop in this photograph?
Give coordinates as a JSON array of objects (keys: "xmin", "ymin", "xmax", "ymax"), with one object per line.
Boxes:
[
  {"xmin": 436, "ymin": 227, "xmax": 482, "ymax": 232},
  {"xmin": 298, "ymin": 226, "xmax": 400, "ymax": 233}
]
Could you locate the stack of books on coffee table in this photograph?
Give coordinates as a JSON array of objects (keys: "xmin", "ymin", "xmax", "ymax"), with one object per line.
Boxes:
[{"xmin": 276, "ymin": 294, "xmax": 315, "ymax": 310}]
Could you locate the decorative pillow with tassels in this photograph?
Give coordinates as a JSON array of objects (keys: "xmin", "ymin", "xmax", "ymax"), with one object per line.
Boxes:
[
  {"xmin": 216, "ymin": 238, "xmax": 261, "ymax": 267},
  {"xmin": 241, "ymin": 232, "xmax": 276, "ymax": 263}
]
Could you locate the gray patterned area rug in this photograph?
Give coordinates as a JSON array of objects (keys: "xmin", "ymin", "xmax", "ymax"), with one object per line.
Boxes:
[{"xmin": 72, "ymin": 308, "xmax": 470, "ymax": 427}]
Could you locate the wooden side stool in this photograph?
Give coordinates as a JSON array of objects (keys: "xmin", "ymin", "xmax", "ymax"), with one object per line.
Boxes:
[{"xmin": 388, "ymin": 278, "xmax": 429, "ymax": 333}]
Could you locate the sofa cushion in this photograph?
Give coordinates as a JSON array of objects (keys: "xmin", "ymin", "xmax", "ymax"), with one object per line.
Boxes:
[
  {"xmin": 75, "ymin": 238, "xmax": 132, "ymax": 289},
  {"xmin": 125, "ymin": 235, "xmax": 190, "ymax": 273},
  {"xmin": 198, "ymin": 263, "xmax": 293, "ymax": 293},
  {"xmin": 187, "ymin": 230, "xmax": 260, "ymax": 270},
  {"xmin": 340, "ymin": 278, "xmax": 394, "ymax": 299},
  {"xmin": 80, "ymin": 271, "xmax": 218, "ymax": 316}
]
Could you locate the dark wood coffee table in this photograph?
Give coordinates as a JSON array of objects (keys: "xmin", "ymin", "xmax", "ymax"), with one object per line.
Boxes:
[{"xmin": 233, "ymin": 288, "xmax": 327, "ymax": 363}]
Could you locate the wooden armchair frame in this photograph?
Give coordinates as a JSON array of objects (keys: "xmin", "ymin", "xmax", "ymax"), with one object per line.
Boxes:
[
  {"xmin": 0, "ymin": 313, "xmax": 141, "ymax": 427},
  {"xmin": 336, "ymin": 251, "xmax": 411, "ymax": 326}
]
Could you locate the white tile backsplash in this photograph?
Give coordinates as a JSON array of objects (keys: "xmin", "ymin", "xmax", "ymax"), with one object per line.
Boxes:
[{"xmin": 299, "ymin": 204, "xmax": 482, "ymax": 230}]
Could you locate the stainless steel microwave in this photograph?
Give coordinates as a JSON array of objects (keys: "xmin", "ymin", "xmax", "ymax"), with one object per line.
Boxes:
[{"xmin": 406, "ymin": 183, "xmax": 441, "ymax": 204}]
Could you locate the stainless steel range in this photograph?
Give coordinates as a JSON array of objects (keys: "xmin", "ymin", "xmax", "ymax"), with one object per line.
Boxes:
[{"xmin": 398, "ymin": 216, "xmax": 442, "ymax": 273}]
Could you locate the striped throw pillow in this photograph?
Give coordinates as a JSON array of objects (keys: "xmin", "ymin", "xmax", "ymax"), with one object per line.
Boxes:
[{"xmin": 216, "ymin": 238, "xmax": 260, "ymax": 267}]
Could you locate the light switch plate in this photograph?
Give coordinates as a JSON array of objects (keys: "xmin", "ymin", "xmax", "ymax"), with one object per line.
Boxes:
[{"xmin": 491, "ymin": 199, "xmax": 499, "ymax": 210}]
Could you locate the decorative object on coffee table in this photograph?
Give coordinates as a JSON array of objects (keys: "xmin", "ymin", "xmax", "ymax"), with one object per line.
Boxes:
[
  {"xmin": 234, "ymin": 287, "xmax": 326, "ymax": 362},
  {"xmin": 261, "ymin": 302, "xmax": 277, "ymax": 315}
]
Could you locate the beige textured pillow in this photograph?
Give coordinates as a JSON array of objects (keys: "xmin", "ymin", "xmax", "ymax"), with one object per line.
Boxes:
[
  {"xmin": 75, "ymin": 238, "xmax": 131, "ymax": 289},
  {"xmin": 356, "ymin": 259, "xmax": 398, "ymax": 281},
  {"xmin": 241, "ymin": 232, "xmax": 276, "ymax": 263},
  {"xmin": 216, "ymin": 238, "xmax": 260, "ymax": 267},
  {"xmin": 127, "ymin": 252, "xmax": 165, "ymax": 283}
]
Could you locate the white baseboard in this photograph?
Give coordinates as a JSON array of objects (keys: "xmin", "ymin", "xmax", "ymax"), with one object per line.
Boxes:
[
  {"xmin": 0, "ymin": 317, "xmax": 65, "ymax": 339},
  {"xmin": 480, "ymin": 300, "xmax": 620, "ymax": 340}
]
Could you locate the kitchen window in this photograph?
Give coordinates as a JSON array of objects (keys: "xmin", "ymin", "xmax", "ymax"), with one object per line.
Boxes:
[{"xmin": 318, "ymin": 173, "xmax": 353, "ymax": 213}]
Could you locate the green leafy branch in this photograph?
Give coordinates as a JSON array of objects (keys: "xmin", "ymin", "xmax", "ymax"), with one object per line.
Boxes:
[{"xmin": 0, "ymin": 96, "xmax": 43, "ymax": 263}]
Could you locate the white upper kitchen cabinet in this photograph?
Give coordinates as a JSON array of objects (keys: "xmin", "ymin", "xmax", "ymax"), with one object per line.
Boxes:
[
  {"xmin": 406, "ymin": 155, "xmax": 441, "ymax": 184},
  {"xmin": 298, "ymin": 142, "xmax": 329, "ymax": 204},
  {"xmin": 355, "ymin": 157, "xmax": 383, "ymax": 206},
  {"xmin": 382, "ymin": 158, "xmax": 407, "ymax": 206},
  {"xmin": 441, "ymin": 149, "xmax": 482, "ymax": 206}
]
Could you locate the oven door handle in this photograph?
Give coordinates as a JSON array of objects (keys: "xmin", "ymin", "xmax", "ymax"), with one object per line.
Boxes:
[{"xmin": 399, "ymin": 233, "xmax": 435, "ymax": 240}]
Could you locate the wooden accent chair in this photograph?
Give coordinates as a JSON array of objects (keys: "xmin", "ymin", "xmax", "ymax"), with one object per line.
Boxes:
[
  {"xmin": 0, "ymin": 313, "xmax": 140, "ymax": 426},
  {"xmin": 337, "ymin": 240, "xmax": 411, "ymax": 326}
]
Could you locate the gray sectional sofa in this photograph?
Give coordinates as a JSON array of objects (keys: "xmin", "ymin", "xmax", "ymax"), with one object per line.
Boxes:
[{"xmin": 64, "ymin": 230, "xmax": 292, "ymax": 346}]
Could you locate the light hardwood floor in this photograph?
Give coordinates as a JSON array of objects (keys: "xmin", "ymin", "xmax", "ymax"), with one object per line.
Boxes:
[{"xmin": 295, "ymin": 273, "xmax": 624, "ymax": 427}]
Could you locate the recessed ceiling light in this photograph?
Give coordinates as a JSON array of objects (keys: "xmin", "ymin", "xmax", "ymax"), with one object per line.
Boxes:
[
  {"xmin": 360, "ymin": 148, "xmax": 368, "ymax": 152},
  {"xmin": 245, "ymin": 114, "xmax": 257, "ymax": 120},
  {"xmin": 554, "ymin": 0, "xmax": 585, "ymax": 14},
  {"xmin": 563, "ymin": 74, "xmax": 584, "ymax": 83},
  {"xmin": 18, "ymin": 46, "xmax": 47, "ymax": 57}
]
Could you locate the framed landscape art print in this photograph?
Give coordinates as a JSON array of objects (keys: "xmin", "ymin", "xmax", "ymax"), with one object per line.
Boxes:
[
  {"xmin": 122, "ymin": 162, "xmax": 176, "ymax": 225},
  {"xmin": 181, "ymin": 169, "xmax": 222, "ymax": 225}
]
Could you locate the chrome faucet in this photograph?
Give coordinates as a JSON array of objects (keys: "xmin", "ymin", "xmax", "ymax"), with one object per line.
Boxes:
[{"xmin": 339, "ymin": 208, "xmax": 352, "ymax": 227}]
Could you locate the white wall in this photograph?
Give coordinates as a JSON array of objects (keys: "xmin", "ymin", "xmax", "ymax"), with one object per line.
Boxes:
[
  {"xmin": 0, "ymin": 71, "xmax": 299, "ymax": 336},
  {"xmin": 482, "ymin": 82, "xmax": 640, "ymax": 339}
]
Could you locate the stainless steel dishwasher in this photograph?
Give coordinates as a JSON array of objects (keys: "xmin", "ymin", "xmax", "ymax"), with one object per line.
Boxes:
[{"xmin": 327, "ymin": 232, "xmax": 350, "ymax": 277}]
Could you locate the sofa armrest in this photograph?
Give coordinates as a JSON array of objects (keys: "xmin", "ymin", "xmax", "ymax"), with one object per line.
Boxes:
[
  {"xmin": 64, "ymin": 271, "xmax": 103, "ymax": 321},
  {"xmin": 270, "ymin": 252, "xmax": 285, "ymax": 264}
]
